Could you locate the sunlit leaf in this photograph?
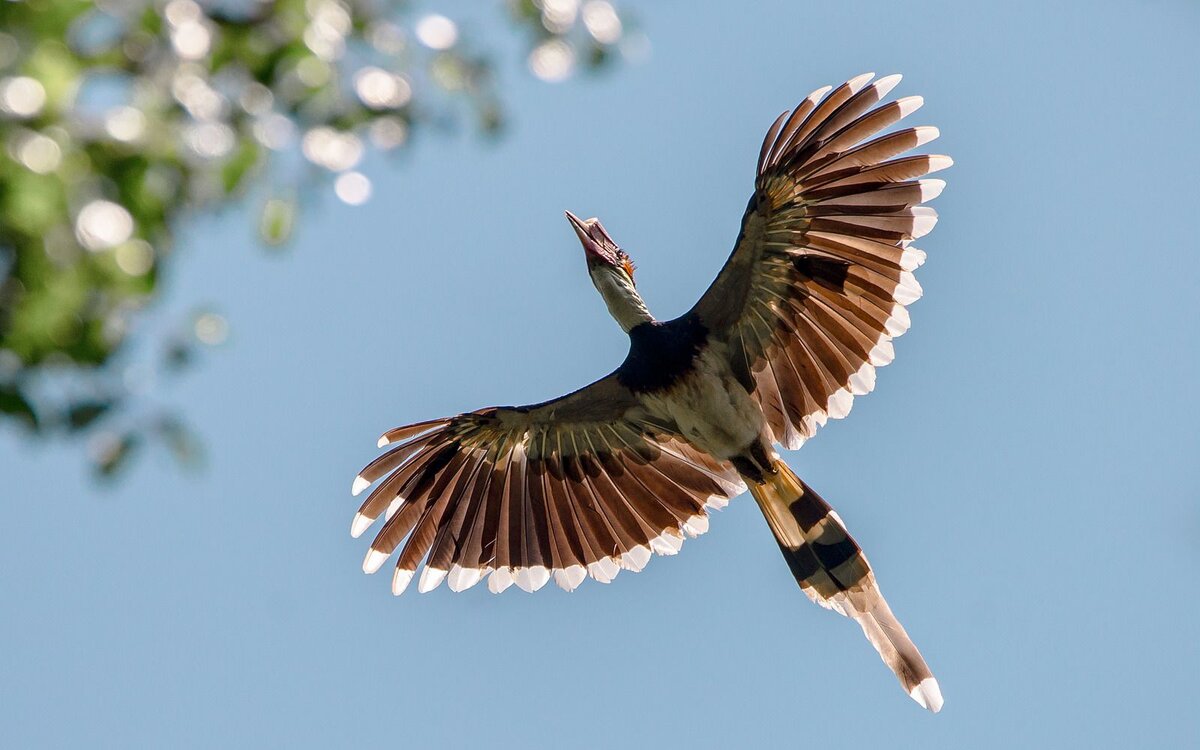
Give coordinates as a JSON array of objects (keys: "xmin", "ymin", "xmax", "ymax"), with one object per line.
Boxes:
[
  {"xmin": 222, "ymin": 140, "xmax": 261, "ymax": 194},
  {"xmin": 259, "ymin": 196, "xmax": 295, "ymax": 246}
]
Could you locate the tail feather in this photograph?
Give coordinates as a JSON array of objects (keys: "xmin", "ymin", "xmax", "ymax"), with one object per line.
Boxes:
[{"xmin": 746, "ymin": 459, "xmax": 943, "ymax": 713}]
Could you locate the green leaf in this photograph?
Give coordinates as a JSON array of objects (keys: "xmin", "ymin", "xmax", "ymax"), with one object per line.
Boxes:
[
  {"xmin": 259, "ymin": 197, "xmax": 295, "ymax": 246},
  {"xmin": 24, "ymin": 39, "xmax": 82, "ymax": 113},
  {"xmin": 221, "ymin": 140, "xmax": 261, "ymax": 194},
  {"xmin": 2, "ymin": 171, "xmax": 65, "ymax": 236},
  {"xmin": 0, "ymin": 383, "xmax": 39, "ymax": 431}
]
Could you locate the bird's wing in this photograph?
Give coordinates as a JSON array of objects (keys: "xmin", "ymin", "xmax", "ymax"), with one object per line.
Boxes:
[
  {"xmin": 350, "ymin": 373, "xmax": 746, "ymax": 594},
  {"xmin": 691, "ymin": 73, "xmax": 950, "ymax": 449}
]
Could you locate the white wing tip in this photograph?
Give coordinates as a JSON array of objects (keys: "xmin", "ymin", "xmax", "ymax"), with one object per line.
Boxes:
[
  {"xmin": 391, "ymin": 568, "xmax": 413, "ymax": 595},
  {"xmin": 919, "ymin": 179, "xmax": 946, "ymax": 202},
  {"xmin": 885, "ymin": 304, "xmax": 911, "ymax": 337},
  {"xmin": 648, "ymin": 531, "xmax": 683, "ymax": 556},
  {"xmin": 514, "ymin": 566, "xmax": 550, "ymax": 593},
  {"xmin": 418, "ymin": 566, "xmax": 447, "ymax": 593},
  {"xmin": 869, "ymin": 339, "xmax": 895, "ymax": 367},
  {"xmin": 376, "ymin": 435, "xmax": 389, "ymax": 448},
  {"xmin": 488, "ymin": 567, "xmax": 514, "ymax": 594},
  {"xmin": 587, "ymin": 558, "xmax": 620, "ymax": 583},
  {"xmin": 909, "ymin": 207, "xmax": 938, "ymax": 239},
  {"xmin": 847, "ymin": 72, "xmax": 875, "ymax": 91},
  {"xmin": 447, "ymin": 564, "xmax": 483, "ymax": 592},
  {"xmin": 929, "ymin": 154, "xmax": 954, "ymax": 172},
  {"xmin": 874, "ymin": 72, "xmax": 902, "ymax": 92},
  {"xmin": 351, "ymin": 475, "xmax": 371, "ymax": 496},
  {"xmin": 896, "ymin": 95, "xmax": 924, "ymax": 118},
  {"xmin": 555, "ymin": 565, "xmax": 587, "ymax": 591},
  {"xmin": 900, "ymin": 247, "xmax": 927, "ymax": 271},
  {"xmin": 363, "ymin": 548, "xmax": 389, "ymax": 574},
  {"xmin": 682, "ymin": 514, "xmax": 710, "ymax": 537},
  {"xmin": 514, "ymin": 568, "xmax": 533, "ymax": 592},
  {"xmin": 909, "ymin": 677, "xmax": 944, "ymax": 713},
  {"xmin": 913, "ymin": 126, "xmax": 940, "ymax": 146},
  {"xmin": 826, "ymin": 388, "xmax": 853, "ymax": 420},
  {"xmin": 620, "ymin": 545, "xmax": 652, "ymax": 572},
  {"xmin": 848, "ymin": 363, "xmax": 876, "ymax": 396},
  {"xmin": 808, "ymin": 84, "xmax": 834, "ymax": 103},
  {"xmin": 893, "ymin": 271, "xmax": 923, "ymax": 305},
  {"xmin": 705, "ymin": 495, "xmax": 729, "ymax": 510},
  {"xmin": 350, "ymin": 512, "xmax": 373, "ymax": 538}
]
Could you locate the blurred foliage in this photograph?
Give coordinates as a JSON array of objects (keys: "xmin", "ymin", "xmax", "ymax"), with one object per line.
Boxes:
[{"xmin": 0, "ymin": 0, "xmax": 638, "ymax": 478}]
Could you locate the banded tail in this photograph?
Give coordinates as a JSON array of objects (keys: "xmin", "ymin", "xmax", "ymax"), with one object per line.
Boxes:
[{"xmin": 746, "ymin": 459, "xmax": 943, "ymax": 713}]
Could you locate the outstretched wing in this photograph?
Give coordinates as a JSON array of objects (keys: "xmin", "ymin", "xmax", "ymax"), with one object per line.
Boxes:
[
  {"xmin": 692, "ymin": 73, "xmax": 951, "ymax": 449},
  {"xmin": 350, "ymin": 374, "xmax": 745, "ymax": 594}
]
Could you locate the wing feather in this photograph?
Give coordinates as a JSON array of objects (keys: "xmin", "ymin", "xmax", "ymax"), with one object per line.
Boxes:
[
  {"xmin": 690, "ymin": 74, "xmax": 949, "ymax": 448},
  {"xmin": 352, "ymin": 373, "xmax": 743, "ymax": 593}
]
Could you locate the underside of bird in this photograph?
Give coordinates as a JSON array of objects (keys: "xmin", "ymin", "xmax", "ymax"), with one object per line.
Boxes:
[{"xmin": 350, "ymin": 73, "xmax": 949, "ymax": 712}]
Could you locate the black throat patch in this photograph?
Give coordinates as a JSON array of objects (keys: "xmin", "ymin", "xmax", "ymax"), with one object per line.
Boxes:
[{"xmin": 616, "ymin": 313, "xmax": 709, "ymax": 394}]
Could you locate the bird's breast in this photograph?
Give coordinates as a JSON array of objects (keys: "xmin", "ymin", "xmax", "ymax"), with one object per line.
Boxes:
[{"xmin": 637, "ymin": 344, "xmax": 765, "ymax": 461}]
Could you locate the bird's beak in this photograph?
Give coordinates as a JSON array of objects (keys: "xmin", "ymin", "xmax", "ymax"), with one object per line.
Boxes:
[
  {"xmin": 565, "ymin": 210, "xmax": 603, "ymax": 260},
  {"xmin": 565, "ymin": 210, "xmax": 588, "ymax": 242}
]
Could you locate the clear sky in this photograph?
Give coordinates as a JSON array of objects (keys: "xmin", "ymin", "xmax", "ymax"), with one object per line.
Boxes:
[{"xmin": 3, "ymin": 1, "xmax": 1198, "ymax": 747}]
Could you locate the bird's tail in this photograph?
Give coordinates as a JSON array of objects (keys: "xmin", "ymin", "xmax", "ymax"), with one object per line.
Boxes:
[{"xmin": 745, "ymin": 459, "xmax": 943, "ymax": 712}]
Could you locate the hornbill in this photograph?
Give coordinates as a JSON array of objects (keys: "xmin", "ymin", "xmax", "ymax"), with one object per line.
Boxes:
[{"xmin": 350, "ymin": 73, "xmax": 949, "ymax": 712}]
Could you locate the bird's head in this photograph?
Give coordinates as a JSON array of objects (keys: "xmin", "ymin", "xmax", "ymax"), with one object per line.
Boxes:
[
  {"xmin": 565, "ymin": 210, "xmax": 651, "ymax": 332},
  {"xmin": 566, "ymin": 211, "xmax": 636, "ymax": 287}
]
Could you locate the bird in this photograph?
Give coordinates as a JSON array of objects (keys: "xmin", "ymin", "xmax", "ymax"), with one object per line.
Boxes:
[{"xmin": 349, "ymin": 73, "xmax": 949, "ymax": 712}]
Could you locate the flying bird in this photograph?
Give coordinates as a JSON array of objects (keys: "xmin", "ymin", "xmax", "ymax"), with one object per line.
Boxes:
[{"xmin": 350, "ymin": 73, "xmax": 949, "ymax": 712}]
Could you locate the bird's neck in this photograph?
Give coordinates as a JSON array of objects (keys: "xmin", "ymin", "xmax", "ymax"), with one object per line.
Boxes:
[{"xmin": 594, "ymin": 270, "xmax": 654, "ymax": 333}]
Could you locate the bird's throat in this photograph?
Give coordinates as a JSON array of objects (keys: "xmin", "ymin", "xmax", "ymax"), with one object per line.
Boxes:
[{"xmin": 595, "ymin": 272, "xmax": 654, "ymax": 333}]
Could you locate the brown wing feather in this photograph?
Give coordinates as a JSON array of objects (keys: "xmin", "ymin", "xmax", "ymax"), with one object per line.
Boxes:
[
  {"xmin": 691, "ymin": 73, "xmax": 951, "ymax": 449},
  {"xmin": 351, "ymin": 373, "xmax": 745, "ymax": 594}
]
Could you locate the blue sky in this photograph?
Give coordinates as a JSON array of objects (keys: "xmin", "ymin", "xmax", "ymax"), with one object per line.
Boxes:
[{"xmin": 3, "ymin": 1, "xmax": 1199, "ymax": 747}]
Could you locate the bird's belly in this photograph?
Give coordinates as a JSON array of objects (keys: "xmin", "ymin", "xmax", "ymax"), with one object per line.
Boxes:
[{"xmin": 639, "ymin": 347, "xmax": 763, "ymax": 460}]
